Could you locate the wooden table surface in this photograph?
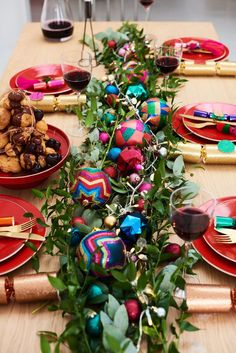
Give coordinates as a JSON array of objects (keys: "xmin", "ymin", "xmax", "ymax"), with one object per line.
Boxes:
[{"xmin": 0, "ymin": 22, "xmax": 236, "ymax": 353}]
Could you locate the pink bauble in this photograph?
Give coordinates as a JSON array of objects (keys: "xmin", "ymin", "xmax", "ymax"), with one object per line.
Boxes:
[
  {"xmin": 129, "ymin": 173, "xmax": 141, "ymax": 185},
  {"xmin": 164, "ymin": 243, "xmax": 181, "ymax": 259},
  {"xmin": 138, "ymin": 182, "xmax": 152, "ymax": 193},
  {"xmin": 72, "ymin": 216, "xmax": 86, "ymax": 226},
  {"xmin": 99, "ymin": 132, "xmax": 110, "ymax": 144},
  {"xmin": 124, "ymin": 299, "xmax": 142, "ymax": 322}
]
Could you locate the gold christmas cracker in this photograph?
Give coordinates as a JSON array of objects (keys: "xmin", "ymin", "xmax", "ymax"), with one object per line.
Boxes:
[
  {"xmin": 186, "ymin": 284, "xmax": 233, "ymax": 313},
  {"xmin": 176, "ymin": 142, "xmax": 236, "ymax": 164},
  {"xmin": 175, "ymin": 61, "xmax": 236, "ymax": 76},
  {"xmin": 23, "ymin": 94, "xmax": 86, "ymax": 112}
]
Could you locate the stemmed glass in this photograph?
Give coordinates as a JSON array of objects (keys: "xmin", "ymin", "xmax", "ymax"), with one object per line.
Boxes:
[
  {"xmin": 170, "ymin": 185, "xmax": 216, "ymax": 258},
  {"xmin": 155, "ymin": 40, "xmax": 183, "ymax": 92},
  {"xmin": 139, "ymin": 0, "xmax": 155, "ymax": 21},
  {"xmin": 61, "ymin": 50, "xmax": 92, "ymax": 137}
]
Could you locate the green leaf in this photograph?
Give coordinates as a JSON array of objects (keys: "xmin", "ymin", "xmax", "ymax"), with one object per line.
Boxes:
[
  {"xmin": 103, "ymin": 325, "xmax": 125, "ymax": 353},
  {"xmin": 111, "ymin": 270, "xmax": 127, "ymax": 282},
  {"xmin": 32, "ymin": 189, "xmax": 45, "ymax": 199},
  {"xmin": 111, "ymin": 185, "xmax": 128, "ymax": 194},
  {"xmin": 47, "ymin": 275, "xmax": 66, "ymax": 291},
  {"xmin": 122, "ymin": 338, "xmax": 138, "ymax": 353},
  {"xmin": 114, "ymin": 304, "xmax": 129, "ymax": 335},
  {"xmin": 25, "ymin": 241, "xmax": 37, "ymax": 252},
  {"xmin": 40, "ymin": 335, "xmax": 51, "ymax": 353},
  {"xmin": 100, "ymin": 311, "xmax": 113, "ymax": 327},
  {"xmin": 126, "ymin": 261, "xmax": 137, "ymax": 282},
  {"xmin": 168, "ymin": 341, "xmax": 180, "ymax": 353},
  {"xmin": 106, "ymin": 294, "xmax": 120, "ymax": 320},
  {"xmin": 173, "ymin": 155, "xmax": 184, "ymax": 176},
  {"xmin": 179, "ymin": 320, "xmax": 199, "ymax": 332},
  {"xmin": 137, "ymin": 272, "xmax": 148, "ymax": 291}
]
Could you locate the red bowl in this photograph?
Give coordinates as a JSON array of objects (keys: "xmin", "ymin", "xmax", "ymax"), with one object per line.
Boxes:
[{"xmin": 0, "ymin": 124, "xmax": 70, "ymax": 189}]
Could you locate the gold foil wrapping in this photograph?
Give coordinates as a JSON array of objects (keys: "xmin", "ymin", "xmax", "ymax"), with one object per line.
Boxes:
[
  {"xmin": 186, "ymin": 284, "xmax": 233, "ymax": 313},
  {"xmin": 175, "ymin": 61, "xmax": 236, "ymax": 76},
  {"xmin": 13, "ymin": 272, "xmax": 58, "ymax": 303},
  {"xmin": 176, "ymin": 142, "xmax": 236, "ymax": 164},
  {"xmin": 27, "ymin": 94, "xmax": 86, "ymax": 112}
]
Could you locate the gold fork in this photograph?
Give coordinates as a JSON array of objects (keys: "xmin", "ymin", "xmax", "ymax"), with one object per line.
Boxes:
[
  {"xmin": 184, "ymin": 121, "xmax": 216, "ymax": 129},
  {"xmin": 213, "ymin": 233, "xmax": 236, "ymax": 244},
  {"xmin": 0, "ymin": 218, "xmax": 36, "ymax": 232}
]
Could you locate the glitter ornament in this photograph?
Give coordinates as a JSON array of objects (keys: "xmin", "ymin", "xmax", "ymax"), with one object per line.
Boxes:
[
  {"xmin": 124, "ymin": 299, "xmax": 142, "ymax": 322},
  {"xmin": 72, "ymin": 168, "xmax": 112, "ymax": 207},
  {"xmin": 104, "ymin": 215, "xmax": 117, "ymax": 229},
  {"xmin": 77, "ymin": 230, "xmax": 126, "ymax": 275},
  {"xmin": 103, "ymin": 166, "xmax": 118, "ymax": 179},
  {"xmin": 99, "ymin": 132, "xmax": 110, "ymax": 144},
  {"xmin": 86, "ymin": 312, "xmax": 102, "ymax": 336},
  {"xmin": 108, "ymin": 147, "xmax": 122, "ymax": 161},
  {"xmin": 101, "ymin": 112, "xmax": 116, "ymax": 126},
  {"xmin": 105, "ymin": 84, "xmax": 119, "ymax": 95},
  {"xmin": 115, "ymin": 119, "xmax": 152, "ymax": 147},
  {"xmin": 139, "ymin": 97, "xmax": 170, "ymax": 129}
]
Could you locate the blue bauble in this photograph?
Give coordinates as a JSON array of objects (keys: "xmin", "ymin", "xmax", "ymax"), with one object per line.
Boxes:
[
  {"xmin": 86, "ymin": 313, "xmax": 102, "ymax": 337},
  {"xmin": 70, "ymin": 227, "xmax": 83, "ymax": 247},
  {"xmin": 105, "ymin": 84, "xmax": 119, "ymax": 95},
  {"xmin": 87, "ymin": 284, "xmax": 104, "ymax": 300},
  {"xmin": 101, "ymin": 112, "xmax": 116, "ymax": 126},
  {"xmin": 108, "ymin": 147, "xmax": 122, "ymax": 161}
]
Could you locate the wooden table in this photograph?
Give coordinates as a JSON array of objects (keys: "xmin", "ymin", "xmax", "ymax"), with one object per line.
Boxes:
[{"xmin": 0, "ymin": 22, "xmax": 236, "ymax": 353}]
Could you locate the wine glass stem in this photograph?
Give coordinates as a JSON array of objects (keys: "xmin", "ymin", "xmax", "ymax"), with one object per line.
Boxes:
[
  {"xmin": 164, "ymin": 75, "xmax": 169, "ymax": 93},
  {"xmin": 145, "ymin": 7, "xmax": 150, "ymax": 21},
  {"xmin": 183, "ymin": 241, "xmax": 191, "ymax": 279}
]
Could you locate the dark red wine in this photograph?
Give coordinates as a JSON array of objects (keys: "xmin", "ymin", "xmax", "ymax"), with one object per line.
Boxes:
[
  {"xmin": 64, "ymin": 70, "xmax": 91, "ymax": 91},
  {"xmin": 140, "ymin": 0, "xmax": 154, "ymax": 8},
  {"xmin": 172, "ymin": 207, "xmax": 210, "ymax": 241},
  {"xmin": 42, "ymin": 20, "xmax": 74, "ymax": 41},
  {"xmin": 156, "ymin": 56, "xmax": 179, "ymax": 74}
]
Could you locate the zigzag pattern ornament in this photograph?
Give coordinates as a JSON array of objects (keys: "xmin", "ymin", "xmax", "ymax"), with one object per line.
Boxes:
[
  {"xmin": 77, "ymin": 230, "xmax": 126, "ymax": 275},
  {"xmin": 115, "ymin": 119, "xmax": 152, "ymax": 147},
  {"xmin": 139, "ymin": 97, "xmax": 170, "ymax": 129},
  {"xmin": 72, "ymin": 168, "xmax": 112, "ymax": 206}
]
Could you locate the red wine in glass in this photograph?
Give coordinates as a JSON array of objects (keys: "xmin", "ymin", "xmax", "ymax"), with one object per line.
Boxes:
[
  {"xmin": 42, "ymin": 20, "xmax": 74, "ymax": 41},
  {"xmin": 156, "ymin": 56, "xmax": 180, "ymax": 75},
  {"xmin": 140, "ymin": 0, "xmax": 154, "ymax": 9},
  {"xmin": 64, "ymin": 70, "xmax": 91, "ymax": 91},
  {"xmin": 172, "ymin": 207, "xmax": 210, "ymax": 241}
]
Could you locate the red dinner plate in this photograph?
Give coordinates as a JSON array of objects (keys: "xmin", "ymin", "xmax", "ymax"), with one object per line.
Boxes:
[
  {"xmin": 0, "ymin": 194, "xmax": 46, "ymax": 274},
  {"xmin": 172, "ymin": 104, "xmax": 215, "ymax": 144},
  {"xmin": 183, "ymin": 103, "xmax": 236, "ymax": 142},
  {"xmin": 204, "ymin": 197, "xmax": 236, "ymax": 263},
  {"xmin": 9, "ymin": 64, "xmax": 71, "ymax": 95},
  {"xmin": 193, "ymin": 196, "xmax": 236, "ymax": 277},
  {"xmin": 164, "ymin": 37, "xmax": 229, "ymax": 63}
]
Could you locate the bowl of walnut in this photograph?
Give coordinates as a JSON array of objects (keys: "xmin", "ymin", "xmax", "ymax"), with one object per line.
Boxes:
[{"xmin": 0, "ymin": 90, "xmax": 70, "ymax": 189}]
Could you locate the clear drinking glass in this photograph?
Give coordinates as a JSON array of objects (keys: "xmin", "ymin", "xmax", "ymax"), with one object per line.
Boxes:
[
  {"xmin": 170, "ymin": 185, "xmax": 216, "ymax": 250},
  {"xmin": 41, "ymin": 0, "xmax": 74, "ymax": 42},
  {"xmin": 139, "ymin": 0, "xmax": 155, "ymax": 21},
  {"xmin": 61, "ymin": 50, "xmax": 92, "ymax": 137}
]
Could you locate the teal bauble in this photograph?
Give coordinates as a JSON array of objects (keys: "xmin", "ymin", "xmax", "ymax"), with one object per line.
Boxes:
[
  {"xmin": 86, "ymin": 312, "xmax": 102, "ymax": 337},
  {"xmin": 101, "ymin": 112, "xmax": 116, "ymax": 126},
  {"xmin": 87, "ymin": 284, "xmax": 104, "ymax": 300}
]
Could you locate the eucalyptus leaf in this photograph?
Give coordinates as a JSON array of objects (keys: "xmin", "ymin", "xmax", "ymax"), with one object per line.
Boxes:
[
  {"xmin": 106, "ymin": 294, "xmax": 120, "ymax": 320},
  {"xmin": 173, "ymin": 155, "xmax": 184, "ymax": 176},
  {"xmin": 114, "ymin": 304, "xmax": 129, "ymax": 335},
  {"xmin": 100, "ymin": 311, "xmax": 113, "ymax": 327}
]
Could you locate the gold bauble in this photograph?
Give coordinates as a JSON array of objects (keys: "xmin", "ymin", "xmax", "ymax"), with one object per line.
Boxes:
[{"xmin": 104, "ymin": 215, "xmax": 117, "ymax": 229}]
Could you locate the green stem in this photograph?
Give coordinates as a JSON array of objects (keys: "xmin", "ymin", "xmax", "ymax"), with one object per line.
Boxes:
[{"xmin": 100, "ymin": 117, "xmax": 121, "ymax": 169}]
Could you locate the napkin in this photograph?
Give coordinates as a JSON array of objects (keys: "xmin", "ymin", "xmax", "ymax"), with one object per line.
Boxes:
[{"xmin": 16, "ymin": 76, "xmax": 40, "ymax": 90}]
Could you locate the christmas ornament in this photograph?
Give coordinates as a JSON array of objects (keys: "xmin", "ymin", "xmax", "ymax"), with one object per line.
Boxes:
[
  {"xmin": 158, "ymin": 146, "xmax": 168, "ymax": 157},
  {"xmin": 115, "ymin": 119, "xmax": 152, "ymax": 147},
  {"xmin": 135, "ymin": 199, "xmax": 145, "ymax": 212},
  {"xmin": 139, "ymin": 97, "xmax": 170, "ymax": 129},
  {"xmin": 77, "ymin": 230, "xmax": 126, "ymax": 275},
  {"xmin": 72, "ymin": 168, "xmax": 112, "ymax": 207},
  {"xmin": 105, "ymin": 84, "xmax": 119, "ymax": 95},
  {"xmin": 87, "ymin": 283, "xmax": 104, "ymax": 301},
  {"xmin": 107, "ymin": 40, "xmax": 117, "ymax": 49},
  {"xmin": 123, "ymin": 61, "xmax": 149, "ymax": 84},
  {"xmin": 101, "ymin": 112, "xmax": 116, "ymax": 125},
  {"xmin": 125, "ymin": 84, "xmax": 148, "ymax": 100},
  {"xmin": 103, "ymin": 165, "xmax": 118, "ymax": 179},
  {"xmin": 69, "ymin": 227, "xmax": 83, "ymax": 247},
  {"xmin": 86, "ymin": 312, "xmax": 102, "ymax": 336},
  {"xmin": 117, "ymin": 147, "xmax": 144, "ymax": 173},
  {"xmin": 138, "ymin": 182, "xmax": 153, "ymax": 193},
  {"xmin": 129, "ymin": 173, "xmax": 141, "ymax": 185},
  {"xmin": 99, "ymin": 131, "xmax": 110, "ymax": 144},
  {"xmin": 164, "ymin": 243, "xmax": 181, "ymax": 259},
  {"xmin": 118, "ymin": 47, "xmax": 126, "ymax": 57},
  {"xmin": 108, "ymin": 147, "xmax": 122, "ymax": 161},
  {"xmin": 72, "ymin": 216, "xmax": 86, "ymax": 227},
  {"xmin": 104, "ymin": 215, "xmax": 117, "ymax": 229},
  {"xmin": 119, "ymin": 212, "xmax": 150, "ymax": 247},
  {"xmin": 106, "ymin": 94, "xmax": 119, "ymax": 107},
  {"xmin": 124, "ymin": 299, "xmax": 142, "ymax": 322}
]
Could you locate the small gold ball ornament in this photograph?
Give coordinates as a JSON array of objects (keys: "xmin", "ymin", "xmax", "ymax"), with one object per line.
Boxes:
[{"xmin": 104, "ymin": 215, "xmax": 117, "ymax": 229}]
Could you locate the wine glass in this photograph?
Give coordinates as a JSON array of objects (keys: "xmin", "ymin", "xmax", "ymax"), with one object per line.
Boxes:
[
  {"xmin": 170, "ymin": 185, "xmax": 216, "ymax": 256},
  {"xmin": 139, "ymin": 0, "xmax": 155, "ymax": 21},
  {"xmin": 155, "ymin": 40, "xmax": 183, "ymax": 92},
  {"xmin": 61, "ymin": 50, "xmax": 92, "ymax": 137}
]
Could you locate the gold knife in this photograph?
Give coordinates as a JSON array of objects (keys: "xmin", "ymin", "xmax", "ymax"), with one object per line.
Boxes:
[
  {"xmin": 0, "ymin": 232, "xmax": 45, "ymax": 241},
  {"xmin": 180, "ymin": 114, "xmax": 236, "ymax": 126},
  {"xmin": 214, "ymin": 227, "xmax": 236, "ymax": 236}
]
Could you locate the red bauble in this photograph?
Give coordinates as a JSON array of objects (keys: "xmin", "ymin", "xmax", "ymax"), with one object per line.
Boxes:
[
  {"xmin": 136, "ymin": 199, "xmax": 145, "ymax": 211},
  {"xmin": 164, "ymin": 243, "xmax": 181, "ymax": 259},
  {"xmin": 108, "ymin": 40, "xmax": 117, "ymax": 49},
  {"xmin": 72, "ymin": 216, "xmax": 86, "ymax": 226},
  {"xmin": 106, "ymin": 94, "xmax": 119, "ymax": 107},
  {"xmin": 124, "ymin": 299, "xmax": 142, "ymax": 322},
  {"xmin": 103, "ymin": 166, "xmax": 118, "ymax": 179}
]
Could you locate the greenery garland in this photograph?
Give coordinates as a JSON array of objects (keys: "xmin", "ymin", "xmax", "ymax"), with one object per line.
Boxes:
[{"xmin": 36, "ymin": 23, "xmax": 201, "ymax": 353}]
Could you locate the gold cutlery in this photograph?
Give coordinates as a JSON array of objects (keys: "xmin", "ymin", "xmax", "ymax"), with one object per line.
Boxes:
[
  {"xmin": 180, "ymin": 114, "xmax": 236, "ymax": 126},
  {"xmin": 214, "ymin": 227, "xmax": 236, "ymax": 236},
  {"xmin": 0, "ymin": 231, "xmax": 45, "ymax": 241},
  {"xmin": 212, "ymin": 234, "xmax": 236, "ymax": 244},
  {"xmin": 0, "ymin": 218, "xmax": 36, "ymax": 232},
  {"xmin": 184, "ymin": 121, "xmax": 216, "ymax": 129}
]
